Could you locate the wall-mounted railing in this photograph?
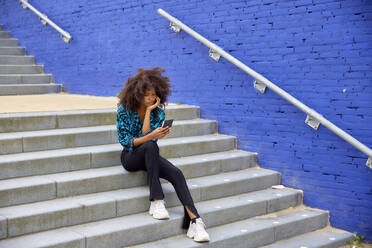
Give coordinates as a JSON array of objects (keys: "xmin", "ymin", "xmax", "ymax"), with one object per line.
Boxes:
[
  {"xmin": 157, "ymin": 8, "xmax": 372, "ymax": 169},
  {"xmin": 19, "ymin": 0, "xmax": 72, "ymax": 43}
]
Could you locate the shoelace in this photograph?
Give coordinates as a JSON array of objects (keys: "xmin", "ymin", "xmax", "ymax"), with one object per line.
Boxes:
[
  {"xmin": 195, "ymin": 219, "xmax": 206, "ymax": 229},
  {"xmin": 154, "ymin": 200, "xmax": 166, "ymax": 210}
]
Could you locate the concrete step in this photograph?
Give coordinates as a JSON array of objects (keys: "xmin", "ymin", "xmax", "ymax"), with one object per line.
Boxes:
[
  {"xmin": 0, "ymin": 108, "xmax": 116, "ymax": 133},
  {"xmin": 0, "ymin": 119, "xmax": 217, "ymax": 155},
  {"xmin": 0, "ymin": 84, "xmax": 62, "ymax": 95},
  {"xmin": 0, "ymin": 31, "xmax": 11, "ymax": 38},
  {"xmin": 260, "ymin": 227, "xmax": 354, "ymax": 248},
  {"xmin": 0, "ymin": 171, "xmax": 291, "ymax": 238},
  {"xmin": 0, "ymin": 136, "xmax": 240, "ymax": 206},
  {"xmin": 0, "ymin": 205, "xmax": 327, "ymax": 248},
  {"xmin": 0, "ymin": 47, "xmax": 25, "ymax": 56},
  {"xmin": 0, "ymin": 39, "xmax": 19, "ymax": 47},
  {"xmin": 0, "ymin": 65, "xmax": 43, "ymax": 74},
  {"xmin": 0, "ymin": 160, "xmax": 276, "ymax": 208},
  {"xmin": 0, "ymin": 134, "xmax": 236, "ymax": 180},
  {"xmin": 0, "ymin": 74, "xmax": 52, "ymax": 84},
  {"xmin": 127, "ymin": 207, "xmax": 329, "ymax": 248},
  {"xmin": 0, "ymin": 55, "xmax": 35, "ymax": 65},
  {"xmin": 0, "ymin": 104, "xmax": 200, "ymax": 132}
]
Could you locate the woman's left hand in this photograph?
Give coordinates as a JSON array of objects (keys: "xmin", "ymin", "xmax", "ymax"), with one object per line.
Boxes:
[{"xmin": 147, "ymin": 96, "xmax": 160, "ymax": 111}]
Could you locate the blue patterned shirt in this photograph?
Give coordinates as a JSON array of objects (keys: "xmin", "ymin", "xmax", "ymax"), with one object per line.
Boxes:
[{"xmin": 116, "ymin": 104, "xmax": 165, "ymax": 152}]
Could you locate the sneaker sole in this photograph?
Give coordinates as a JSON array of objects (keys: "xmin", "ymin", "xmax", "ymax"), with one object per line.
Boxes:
[
  {"xmin": 187, "ymin": 232, "xmax": 210, "ymax": 242},
  {"xmin": 150, "ymin": 211, "xmax": 170, "ymax": 219}
]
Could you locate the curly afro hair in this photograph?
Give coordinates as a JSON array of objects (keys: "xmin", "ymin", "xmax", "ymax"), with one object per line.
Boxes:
[{"xmin": 117, "ymin": 67, "xmax": 172, "ymax": 116}]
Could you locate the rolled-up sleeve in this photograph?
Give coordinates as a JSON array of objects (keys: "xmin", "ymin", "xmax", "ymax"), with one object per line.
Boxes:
[
  {"xmin": 116, "ymin": 107, "xmax": 135, "ymax": 151},
  {"xmin": 146, "ymin": 107, "xmax": 165, "ymax": 142}
]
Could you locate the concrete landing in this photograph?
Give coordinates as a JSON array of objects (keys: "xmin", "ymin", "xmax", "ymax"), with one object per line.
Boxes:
[{"xmin": 0, "ymin": 93, "xmax": 118, "ymax": 113}]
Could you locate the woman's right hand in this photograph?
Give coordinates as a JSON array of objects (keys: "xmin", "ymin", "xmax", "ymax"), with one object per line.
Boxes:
[{"xmin": 150, "ymin": 127, "xmax": 170, "ymax": 139}]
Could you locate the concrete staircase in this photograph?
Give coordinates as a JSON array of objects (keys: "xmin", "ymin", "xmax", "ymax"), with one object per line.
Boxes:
[
  {"xmin": 0, "ymin": 24, "xmax": 63, "ymax": 95},
  {"xmin": 0, "ymin": 104, "xmax": 353, "ymax": 247}
]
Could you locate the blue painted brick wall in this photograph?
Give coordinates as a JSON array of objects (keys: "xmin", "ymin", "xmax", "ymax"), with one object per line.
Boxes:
[{"xmin": 1, "ymin": 0, "xmax": 371, "ymax": 239}]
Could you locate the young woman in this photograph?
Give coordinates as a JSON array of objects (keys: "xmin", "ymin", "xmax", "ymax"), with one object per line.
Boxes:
[{"xmin": 116, "ymin": 67, "xmax": 210, "ymax": 242}]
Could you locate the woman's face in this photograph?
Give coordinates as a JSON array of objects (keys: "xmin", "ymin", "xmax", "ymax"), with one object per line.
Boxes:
[{"xmin": 142, "ymin": 88, "xmax": 157, "ymax": 107}]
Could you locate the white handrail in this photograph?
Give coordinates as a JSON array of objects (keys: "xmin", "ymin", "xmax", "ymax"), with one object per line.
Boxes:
[
  {"xmin": 19, "ymin": 0, "xmax": 72, "ymax": 43},
  {"xmin": 157, "ymin": 8, "xmax": 372, "ymax": 169}
]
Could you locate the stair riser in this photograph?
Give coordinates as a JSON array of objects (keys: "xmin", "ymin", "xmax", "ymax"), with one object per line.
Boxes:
[
  {"xmin": 0, "ymin": 131, "xmax": 117, "ymax": 155},
  {"xmin": 0, "ymin": 152, "xmax": 91, "ymax": 180},
  {"xmin": 0, "ymin": 65, "xmax": 43, "ymax": 74},
  {"xmin": 4, "ymin": 188, "xmax": 299, "ymax": 239},
  {"xmin": 166, "ymin": 106, "xmax": 200, "ymax": 120},
  {"xmin": 0, "ymin": 56, "xmax": 34, "ymax": 65},
  {"xmin": 0, "ymin": 32, "xmax": 11, "ymax": 38},
  {"xmin": 0, "ymin": 48, "xmax": 25, "ymax": 56},
  {"xmin": 0, "ymin": 111, "xmax": 116, "ymax": 133},
  {"xmin": 0, "ymin": 39, "xmax": 19, "ymax": 47},
  {"xmin": 160, "ymin": 137, "xmax": 235, "ymax": 158},
  {"xmin": 0, "ymin": 75, "xmax": 52, "ymax": 84},
  {"xmin": 0, "ymin": 85, "xmax": 61, "ymax": 95},
  {"xmin": 0, "ymin": 121, "xmax": 217, "ymax": 155},
  {"xmin": 0, "ymin": 107, "xmax": 199, "ymax": 133},
  {"xmin": 261, "ymin": 229, "xmax": 354, "ymax": 248}
]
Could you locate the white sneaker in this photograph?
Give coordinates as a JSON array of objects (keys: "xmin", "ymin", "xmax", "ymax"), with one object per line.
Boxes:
[
  {"xmin": 149, "ymin": 199, "xmax": 169, "ymax": 219},
  {"xmin": 187, "ymin": 217, "xmax": 210, "ymax": 242}
]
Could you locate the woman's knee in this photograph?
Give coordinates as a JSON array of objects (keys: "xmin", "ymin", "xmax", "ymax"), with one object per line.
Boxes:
[{"xmin": 141, "ymin": 140, "xmax": 159, "ymax": 153}]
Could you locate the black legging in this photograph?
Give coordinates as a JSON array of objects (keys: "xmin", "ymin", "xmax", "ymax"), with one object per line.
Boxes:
[{"xmin": 120, "ymin": 140, "xmax": 200, "ymax": 229}]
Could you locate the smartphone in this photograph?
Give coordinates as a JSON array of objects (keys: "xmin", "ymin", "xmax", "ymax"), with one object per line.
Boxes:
[{"xmin": 162, "ymin": 119, "xmax": 173, "ymax": 128}]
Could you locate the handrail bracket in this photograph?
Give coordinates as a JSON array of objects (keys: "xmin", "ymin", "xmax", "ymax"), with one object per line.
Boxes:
[
  {"xmin": 61, "ymin": 34, "xmax": 71, "ymax": 43},
  {"xmin": 20, "ymin": 0, "xmax": 28, "ymax": 9},
  {"xmin": 305, "ymin": 115, "xmax": 320, "ymax": 130},
  {"xmin": 169, "ymin": 22, "xmax": 181, "ymax": 33},
  {"xmin": 39, "ymin": 14, "xmax": 48, "ymax": 25},
  {"xmin": 254, "ymin": 79, "xmax": 267, "ymax": 94},
  {"xmin": 367, "ymin": 157, "xmax": 372, "ymax": 169},
  {"xmin": 209, "ymin": 48, "xmax": 221, "ymax": 62}
]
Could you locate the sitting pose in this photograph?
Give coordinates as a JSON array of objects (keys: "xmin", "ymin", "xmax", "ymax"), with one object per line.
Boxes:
[{"xmin": 116, "ymin": 67, "xmax": 210, "ymax": 242}]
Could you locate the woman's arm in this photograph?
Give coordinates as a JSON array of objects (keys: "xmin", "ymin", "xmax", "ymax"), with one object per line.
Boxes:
[
  {"xmin": 133, "ymin": 134, "xmax": 154, "ymax": 147},
  {"xmin": 142, "ymin": 96, "xmax": 161, "ymax": 136},
  {"xmin": 141, "ymin": 109, "xmax": 152, "ymax": 136},
  {"xmin": 117, "ymin": 106, "xmax": 155, "ymax": 151}
]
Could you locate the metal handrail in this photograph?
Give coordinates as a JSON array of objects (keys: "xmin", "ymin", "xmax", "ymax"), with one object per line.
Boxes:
[
  {"xmin": 157, "ymin": 8, "xmax": 372, "ymax": 168},
  {"xmin": 19, "ymin": 0, "xmax": 72, "ymax": 43}
]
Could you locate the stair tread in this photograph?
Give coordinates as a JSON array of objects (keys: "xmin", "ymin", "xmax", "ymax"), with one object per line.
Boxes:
[
  {"xmin": 260, "ymin": 227, "xmax": 354, "ymax": 248},
  {"xmin": 0, "ymin": 103, "xmax": 195, "ymax": 118},
  {"xmin": 0, "ymin": 74, "xmax": 52, "ymax": 76},
  {"xmin": 0, "ymin": 84, "xmax": 60, "ymax": 86},
  {"xmin": 0, "ymin": 55, "xmax": 31, "ymax": 57},
  {"xmin": 0, "ymin": 107, "xmax": 115, "ymax": 118},
  {"xmin": 0, "ymin": 65, "xmax": 41, "ymax": 67}
]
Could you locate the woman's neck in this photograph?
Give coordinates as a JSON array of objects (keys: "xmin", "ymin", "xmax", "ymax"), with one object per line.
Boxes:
[{"xmin": 137, "ymin": 104, "xmax": 146, "ymax": 114}]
